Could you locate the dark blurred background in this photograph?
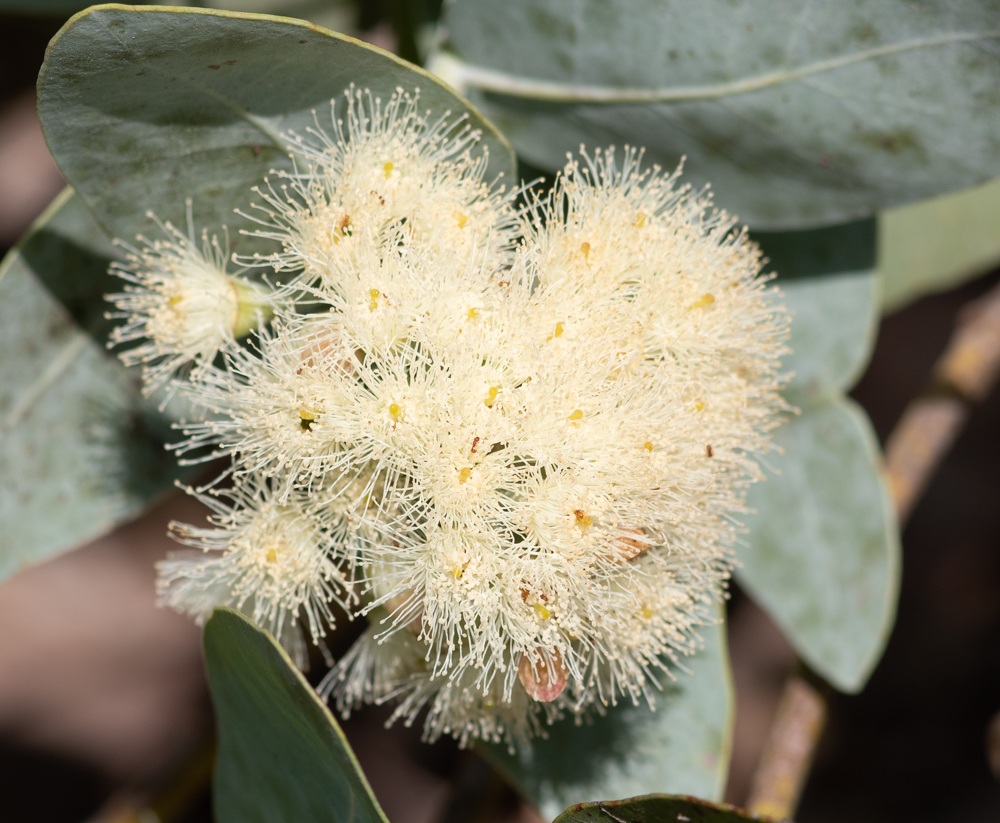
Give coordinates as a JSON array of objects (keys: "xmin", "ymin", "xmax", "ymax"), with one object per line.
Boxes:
[{"xmin": 1, "ymin": 4, "xmax": 998, "ymax": 822}]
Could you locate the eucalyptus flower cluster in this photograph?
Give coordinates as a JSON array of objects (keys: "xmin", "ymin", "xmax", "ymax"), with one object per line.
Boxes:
[{"xmin": 106, "ymin": 87, "xmax": 790, "ymax": 748}]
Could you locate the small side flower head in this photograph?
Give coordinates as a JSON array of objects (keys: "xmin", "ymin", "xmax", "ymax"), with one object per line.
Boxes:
[
  {"xmin": 106, "ymin": 203, "xmax": 274, "ymax": 391},
  {"xmin": 158, "ymin": 478, "xmax": 354, "ymax": 655}
]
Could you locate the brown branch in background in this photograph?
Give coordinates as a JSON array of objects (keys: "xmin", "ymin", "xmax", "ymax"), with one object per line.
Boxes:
[
  {"xmin": 746, "ymin": 276, "xmax": 1000, "ymax": 821},
  {"xmin": 745, "ymin": 678, "xmax": 827, "ymax": 819}
]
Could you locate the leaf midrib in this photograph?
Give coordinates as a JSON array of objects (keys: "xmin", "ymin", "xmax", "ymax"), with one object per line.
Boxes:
[{"xmin": 446, "ymin": 30, "xmax": 1000, "ymax": 103}]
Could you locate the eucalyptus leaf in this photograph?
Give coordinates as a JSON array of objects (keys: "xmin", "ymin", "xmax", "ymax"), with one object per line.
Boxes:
[
  {"xmin": 438, "ymin": 0, "xmax": 1000, "ymax": 229},
  {"xmin": 480, "ymin": 618, "xmax": 733, "ymax": 820},
  {"xmin": 740, "ymin": 400, "xmax": 900, "ymax": 693},
  {"xmin": 738, "ymin": 270, "xmax": 898, "ymax": 692},
  {"xmin": 553, "ymin": 794, "xmax": 773, "ymax": 823},
  {"xmin": 779, "ymin": 270, "xmax": 879, "ymax": 403},
  {"xmin": 38, "ymin": 4, "xmax": 515, "ymax": 254},
  {"xmin": 203, "ymin": 608, "xmax": 389, "ymax": 823},
  {"xmin": 879, "ymin": 175, "xmax": 1000, "ymax": 313},
  {"xmin": 0, "ymin": 189, "xmax": 182, "ymax": 582}
]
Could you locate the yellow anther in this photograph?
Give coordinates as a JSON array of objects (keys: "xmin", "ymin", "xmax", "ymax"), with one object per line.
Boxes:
[
  {"xmin": 573, "ymin": 509, "xmax": 594, "ymax": 529},
  {"xmin": 554, "ymin": 321, "xmax": 564, "ymax": 338},
  {"xmin": 467, "ymin": 307, "xmax": 479, "ymax": 321},
  {"xmin": 383, "ymin": 161, "xmax": 394, "ymax": 178},
  {"xmin": 453, "ymin": 566, "xmax": 464, "ymax": 579},
  {"xmin": 168, "ymin": 295, "xmax": 183, "ymax": 306},
  {"xmin": 580, "ymin": 241, "xmax": 591, "ymax": 259},
  {"xmin": 266, "ymin": 548, "xmax": 278, "ymax": 563},
  {"xmin": 569, "ymin": 409, "xmax": 584, "ymax": 422},
  {"xmin": 388, "ymin": 402, "xmax": 401, "ymax": 421},
  {"xmin": 369, "ymin": 288, "xmax": 380, "ymax": 311},
  {"xmin": 299, "ymin": 410, "xmax": 317, "ymax": 421},
  {"xmin": 455, "ymin": 212, "xmax": 469, "ymax": 228},
  {"xmin": 641, "ymin": 606, "xmax": 654, "ymax": 620},
  {"xmin": 693, "ymin": 400, "xmax": 705, "ymax": 412},
  {"xmin": 484, "ymin": 386, "xmax": 499, "ymax": 408},
  {"xmin": 690, "ymin": 293, "xmax": 716, "ymax": 310},
  {"xmin": 643, "ymin": 441, "xmax": 654, "ymax": 451},
  {"xmin": 458, "ymin": 467, "xmax": 472, "ymax": 483},
  {"xmin": 533, "ymin": 603, "xmax": 552, "ymax": 620},
  {"xmin": 634, "ymin": 211, "xmax": 647, "ymax": 228}
]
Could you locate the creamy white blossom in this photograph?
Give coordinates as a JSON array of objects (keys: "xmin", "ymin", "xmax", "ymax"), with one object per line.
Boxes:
[
  {"xmin": 106, "ymin": 205, "xmax": 274, "ymax": 391},
  {"xmin": 119, "ymin": 87, "xmax": 791, "ymax": 750}
]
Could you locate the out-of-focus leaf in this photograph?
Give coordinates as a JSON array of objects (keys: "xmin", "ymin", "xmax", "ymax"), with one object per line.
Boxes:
[
  {"xmin": 737, "ymin": 271, "xmax": 898, "ymax": 692},
  {"xmin": 740, "ymin": 399, "xmax": 900, "ymax": 693},
  {"xmin": 481, "ymin": 618, "xmax": 733, "ymax": 820},
  {"xmin": 38, "ymin": 4, "xmax": 515, "ymax": 253},
  {"xmin": 0, "ymin": 189, "xmax": 181, "ymax": 582},
  {"xmin": 203, "ymin": 608, "xmax": 389, "ymax": 823},
  {"xmin": 779, "ymin": 270, "xmax": 879, "ymax": 403},
  {"xmin": 438, "ymin": 0, "xmax": 1000, "ymax": 229},
  {"xmin": 879, "ymin": 175, "xmax": 1000, "ymax": 313},
  {"xmin": 752, "ymin": 219, "xmax": 877, "ymax": 282},
  {"xmin": 554, "ymin": 794, "xmax": 775, "ymax": 823}
]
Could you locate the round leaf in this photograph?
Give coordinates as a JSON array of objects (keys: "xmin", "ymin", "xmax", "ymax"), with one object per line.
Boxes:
[
  {"xmin": 439, "ymin": 0, "xmax": 1000, "ymax": 228},
  {"xmin": 780, "ymin": 270, "xmax": 880, "ymax": 403},
  {"xmin": 739, "ymin": 399, "xmax": 901, "ymax": 693},
  {"xmin": 480, "ymin": 617, "xmax": 733, "ymax": 820},
  {"xmin": 38, "ymin": 4, "xmax": 516, "ymax": 251}
]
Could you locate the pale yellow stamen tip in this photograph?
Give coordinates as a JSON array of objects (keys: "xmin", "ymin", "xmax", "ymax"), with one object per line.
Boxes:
[
  {"xmin": 634, "ymin": 211, "xmax": 647, "ymax": 228},
  {"xmin": 458, "ymin": 467, "xmax": 472, "ymax": 483},
  {"xmin": 455, "ymin": 212, "xmax": 469, "ymax": 228},
  {"xmin": 691, "ymin": 293, "xmax": 716, "ymax": 309},
  {"xmin": 266, "ymin": 548, "xmax": 277, "ymax": 563},
  {"xmin": 369, "ymin": 288, "xmax": 380, "ymax": 311},
  {"xmin": 574, "ymin": 509, "xmax": 594, "ymax": 529},
  {"xmin": 484, "ymin": 386, "xmax": 499, "ymax": 408},
  {"xmin": 693, "ymin": 400, "xmax": 705, "ymax": 412},
  {"xmin": 533, "ymin": 603, "xmax": 552, "ymax": 620},
  {"xmin": 580, "ymin": 241, "xmax": 591, "ymax": 259},
  {"xmin": 467, "ymin": 307, "xmax": 479, "ymax": 321},
  {"xmin": 641, "ymin": 606, "xmax": 654, "ymax": 620},
  {"xmin": 168, "ymin": 295, "xmax": 183, "ymax": 307},
  {"xmin": 643, "ymin": 441, "xmax": 654, "ymax": 451},
  {"xmin": 388, "ymin": 402, "xmax": 401, "ymax": 421},
  {"xmin": 569, "ymin": 409, "xmax": 583, "ymax": 421},
  {"xmin": 383, "ymin": 161, "xmax": 394, "ymax": 178},
  {"xmin": 299, "ymin": 410, "xmax": 317, "ymax": 421},
  {"xmin": 453, "ymin": 566, "xmax": 464, "ymax": 579}
]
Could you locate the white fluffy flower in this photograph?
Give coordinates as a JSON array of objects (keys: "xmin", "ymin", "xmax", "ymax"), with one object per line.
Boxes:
[
  {"xmin": 106, "ymin": 206, "xmax": 273, "ymax": 390},
  {"xmin": 119, "ymin": 87, "xmax": 790, "ymax": 750},
  {"xmin": 158, "ymin": 479, "xmax": 354, "ymax": 651}
]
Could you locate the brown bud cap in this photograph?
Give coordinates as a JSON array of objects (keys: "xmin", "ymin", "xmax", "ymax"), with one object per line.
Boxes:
[{"xmin": 518, "ymin": 649, "xmax": 568, "ymax": 702}]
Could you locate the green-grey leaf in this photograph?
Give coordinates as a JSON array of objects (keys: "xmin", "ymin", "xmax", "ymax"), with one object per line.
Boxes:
[
  {"xmin": 879, "ymin": 175, "xmax": 1000, "ymax": 313},
  {"xmin": 438, "ymin": 0, "xmax": 1000, "ymax": 229},
  {"xmin": 480, "ymin": 618, "xmax": 733, "ymax": 820},
  {"xmin": 38, "ymin": 4, "xmax": 515, "ymax": 253},
  {"xmin": 0, "ymin": 189, "xmax": 181, "ymax": 582},
  {"xmin": 780, "ymin": 270, "xmax": 879, "ymax": 403},
  {"xmin": 553, "ymin": 794, "xmax": 774, "ymax": 823},
  {"xmin": 739, "ymin": 399, "xmax": 901, "ymax": 693},
  {"xmin": 204, "ymin": 608, "xmax": 389, "ymax": 823}
]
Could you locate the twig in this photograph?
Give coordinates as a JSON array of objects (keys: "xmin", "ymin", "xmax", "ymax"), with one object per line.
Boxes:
[
  {"xmin": 746, "ymin": 677, "xmax": 827, "ymax": 818},
  {"xmin": 745, "ymin": 275, "xmax": 1000, "ymax": 820}
]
